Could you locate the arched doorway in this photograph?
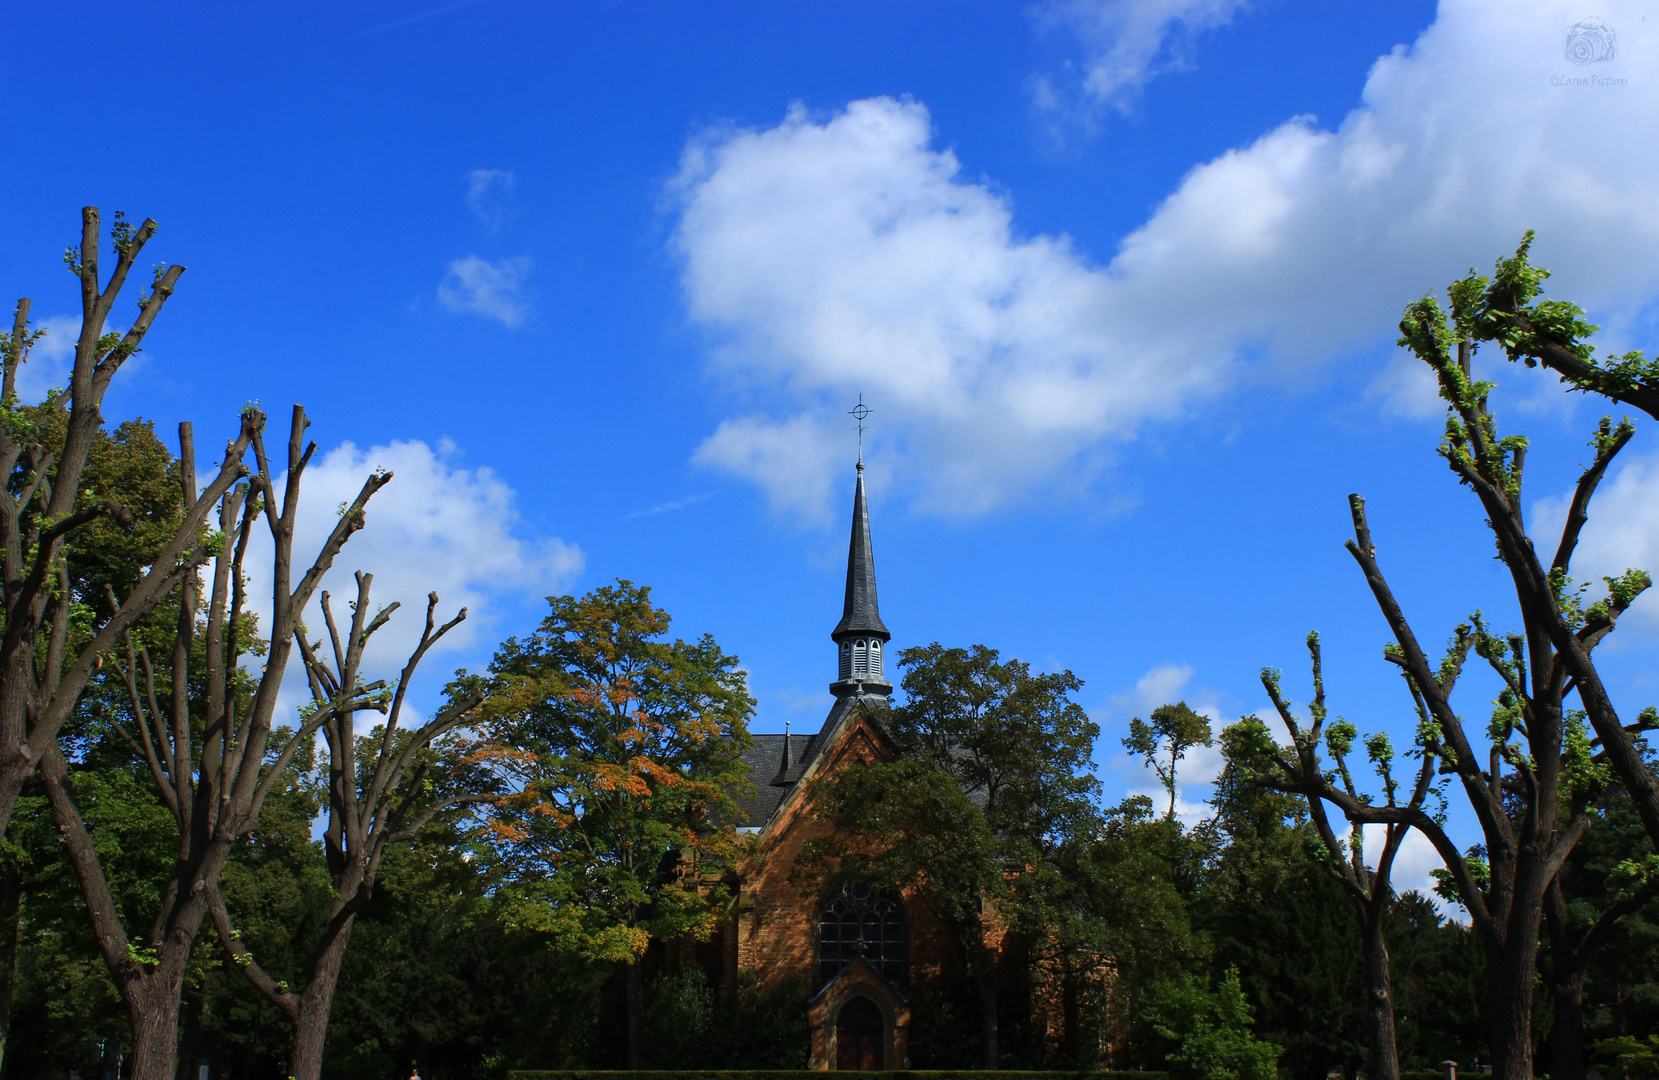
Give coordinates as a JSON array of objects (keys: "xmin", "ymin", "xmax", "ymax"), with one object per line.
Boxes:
[{"xmin": 835, "ymin": 995, "xmax": 883, "ymax": 1071}]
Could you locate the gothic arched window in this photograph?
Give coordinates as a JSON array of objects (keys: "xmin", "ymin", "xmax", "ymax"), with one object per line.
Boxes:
[{"xmin": 818, "ymin": 882, "xmax": 906, "ymax": 986}]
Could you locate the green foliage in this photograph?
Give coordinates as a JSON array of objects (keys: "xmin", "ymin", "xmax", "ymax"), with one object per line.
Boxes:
[
  {"xmin": 1063, "ymin": 796, "xmax": 1206, "ymax": 1024},
  {"xmin": 804, "ymin": 753, "xmax": 1001, "ymax": 934},
  {"xmin": 462, "ymin": 580, "xmax": 753, "ymax": 967},
  {"xmin": 1430, "ymin": 850, "xmax": 1491, "ymax": 908},
  {"xmin": 1548, "ymin": 788, "xmax": 1659, "ymax": 1058},
  {"xmin": 904, "ymin": 972, "xmax": 982, "ymax": 1069},
  {"xmin": 1387, "ymin": 892, "xmax": 1487, "ymax": 1069},
  {"xmin": 1200, "ymin": 738, "xmax": 1366, "ymax": 1080},
  {"xmin": 885, "ymin": 643, "xmax": 1101, "ymax": 836},
  {"xmin": 809, "ymin": 643, "xmax": 1100, "ymax": 928},
  {"xmin": 1465, "ymin": 231, "xmax": 1659, "ymax": 404},
  {"xmin": 636, "ymin": 970, "xmax": 809, "ymax": 1069},
  {"xmin": 1123, "ymin": 702, "xmax": 1212, "ymax": 819},
  {"xmin": 1140, "ymin": 968, "xmax": 1280, "ymax": 1080},
  {"xmin": 1592, "ymin": 1034, "xmax": 1659, "ymax": 1079},
  {"xmin": 507, "ymin": 1073, "xmax": 1168, "ymax": 1080}
]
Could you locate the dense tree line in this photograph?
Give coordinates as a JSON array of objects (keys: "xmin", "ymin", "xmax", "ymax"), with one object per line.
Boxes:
[{"xmin": 4, "ymin": 215, "xmax": 1659, "ymax": 1079}]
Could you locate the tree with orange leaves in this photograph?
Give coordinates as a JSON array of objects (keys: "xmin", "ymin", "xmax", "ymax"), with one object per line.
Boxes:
[{"xmin": 456, "ymin": 580, "xmax": 754, "ymax": 1069}]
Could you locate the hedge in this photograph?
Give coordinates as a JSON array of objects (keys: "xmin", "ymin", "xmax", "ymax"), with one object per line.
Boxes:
[{"xmin": 508, "ymin": 1072, "xmax": 1170, "ymax": 1080}]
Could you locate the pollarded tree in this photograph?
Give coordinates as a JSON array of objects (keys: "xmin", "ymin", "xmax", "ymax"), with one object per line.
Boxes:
[
  {"xmin": 40, "ymin": 405, "xmax": 392, "ymax": 1080},
  {"xmin": 463, "ymin": 580, "xmax": 755, "ymax": 1069},
  {"xmin": 1444, "ymin": 235, "xmax": 1659, "ymax": 861},
  {"xmin": 208, "ymin": 573, "xmax": 497, "ymax": 1080},
  {"xmin": 1477, "ymin": 231, "xmax": 1659, "ymax": 422},
  {"xmin": 1237, "ymin": 631, "xmax": 1440, "ymax": 1080},
  {"xmin": 1272, "ymin": 257, "xmax": 1657, "ymax": 1079},
  {"xmin": 0, "ymin": 409, "xmax": 186, "ymax": 1073},
  {"xmin": 0, "ymin": 209, "xmax": 243, "ymax": 836}
]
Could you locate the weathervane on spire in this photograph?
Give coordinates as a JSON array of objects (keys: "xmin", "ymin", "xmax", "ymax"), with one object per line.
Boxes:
[{"xmin": 849, "ymin": 395, "xmax": 871, "ymax": 463}]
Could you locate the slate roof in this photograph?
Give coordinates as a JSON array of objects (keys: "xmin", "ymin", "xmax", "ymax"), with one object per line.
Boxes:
[
  {"xmin": 729, "ymin": 693, "xmax": 887, "ymax": 829},
  {"xmin": 831, "ymin": 463, "xmax": 889, "ymax": 641}
]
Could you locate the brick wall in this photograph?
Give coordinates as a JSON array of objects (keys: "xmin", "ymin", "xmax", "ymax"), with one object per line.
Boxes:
[{"xmin": 728, "ymin": 712, "xmax": 959, "ymax": 995}]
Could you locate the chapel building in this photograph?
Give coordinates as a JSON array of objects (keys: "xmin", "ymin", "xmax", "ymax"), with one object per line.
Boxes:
[
  {"xmin": 719, "ymin": 456, "xmax": 949, "ymax": 1071},
  {"xmin": 702, "ymin": 457, "xmax": 1106, "ymax": 1071}
]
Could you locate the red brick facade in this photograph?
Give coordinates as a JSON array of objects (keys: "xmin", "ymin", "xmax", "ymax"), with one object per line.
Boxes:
[{"xmin": 722, "ymin": 706, "xmax": 958, "ymax": 1069}]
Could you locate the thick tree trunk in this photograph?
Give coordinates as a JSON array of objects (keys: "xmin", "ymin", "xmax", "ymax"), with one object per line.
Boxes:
[
  {"xmin": 971, "ymin": 948, "xmax": 999, "ymax": 1070},
  {"xmin": 1360, "ymin": 911, "xmax": 1401, "ymax": 1080},
  {"xmin": 0, "ymin": 862, "xmax": 19, "ymax": 1079},
  {"xmin": 1485, "ymin": 930, "xmax": 1540, "ymax": 1080},
  {"xmin": 289, "ymin": 915, "xmax": 358, "ymax": 1080},
  {"xmin": 127, "ymin": 979, "xmax": 188, "ymax": 1080},
  {"xmin": 0, "ymin": 757, "xmax": 28, "ymax": 844},
  {"xmin": 0, "ymin": 664, "xmax": 37, "ymax": 837},
  {"xmin": 1547, "ymin": 970, "xmax": 1585, "ymax": 1080},
  {"xmin": 625, "ymin": 957, "xmax": 645, "ymax": 1069},
  {"xmin": 43, "ymin": 741, "xmax": 227, "ymax": 1080}
]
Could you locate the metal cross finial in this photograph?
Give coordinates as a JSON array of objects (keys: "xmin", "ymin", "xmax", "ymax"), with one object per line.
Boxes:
[{"xmin": 849, "ymin": 395, "xmax": 871, "ymax": 462}]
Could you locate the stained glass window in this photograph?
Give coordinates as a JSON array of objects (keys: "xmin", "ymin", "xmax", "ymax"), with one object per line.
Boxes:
[{"xmin": 818, "ymin": 882, "xmax": 906, "ymax": 986}]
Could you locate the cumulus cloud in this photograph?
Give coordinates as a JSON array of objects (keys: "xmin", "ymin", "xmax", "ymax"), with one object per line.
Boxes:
[
  {"xmin": 465, "ymin": 168, "xmax": 517, "ymax": 231},
  {"xmin": 1112, "ymin": 661, "xmax": 1198, "ymax": 717},
  {"xmin": 1367, "ymin": 350, "xmax": 1446, "ymax": 420},
  {"xmin": 240, "ymin": 438, "xmax": 582, "ymax": 684},
  {"xmin": 692, "ymin": 414, "xmax": 850, "ymax": 523},
  {"xmin": 671, "ymin": 1, "xmax": 1659, "ymax": 522},
  {"xmin": 1031, "ymin": 0, "xmax": 1251, "ymax": 117},
  {"xmin": 438, "ymin": 255, "xmax": 533, "ymax": 328}
]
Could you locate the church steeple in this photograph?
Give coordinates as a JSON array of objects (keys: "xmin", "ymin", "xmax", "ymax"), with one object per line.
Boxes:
[{"xmin": 830, "ymin": 460, "xmax": 892, "ymax": 697}]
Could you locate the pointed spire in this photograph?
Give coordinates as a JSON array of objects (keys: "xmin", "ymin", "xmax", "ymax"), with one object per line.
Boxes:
[
  {"xmin": 832, "ymin": 461, "xmax": 889, "ymax": 640},
  {"xmin": 771, "ymin": 721, "xmax": 794, "ymax": 786}
]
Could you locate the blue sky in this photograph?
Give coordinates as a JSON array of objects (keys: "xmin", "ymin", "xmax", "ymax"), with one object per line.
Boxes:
[{"xmin": 6, "ymin": 0, "xmax": 1659, "ymax": 900}]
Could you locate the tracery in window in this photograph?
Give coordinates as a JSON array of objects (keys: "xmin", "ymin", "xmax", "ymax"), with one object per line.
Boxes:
[{"xmin": 818, "ymin": 882, "xmax": 906, "ymax": 986}]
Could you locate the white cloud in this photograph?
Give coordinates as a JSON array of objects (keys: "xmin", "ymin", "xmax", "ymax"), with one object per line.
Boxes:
[
  {"xmin": 1112, "ymin": 661, "xmax": 1197, "ymax": 717},
  {"xmin": 1533, "ymin": 447, "xmax": 1659, "ymax": 628},
  {"xmin": 239, "ymin": 437, "xmax": 582, "ymax": 686},
  {"xmin": 1031, "ymin": 0, "xmax": 1251, "ymax": 117},
  {"xmin": 671, "ymin": 1, "xmax": 1659, "ymax": 522},
  {"xmin": 438, "ymin": 255, "xmax": 532, "ymax": 328},
  {"xmin": 15, "ymin": 315, "xmax": 81, "ymax": 402},
  {"xmin": 1368, "ymin": 349, "xmax": 1445, "ymax": 420},
  {"xmin": 465, "ymin": 168, "xmax": 517, "ymax": 231},
  {"xmin": 692, "ymin": 413, "xmax": 849, "ymax": 524}
]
